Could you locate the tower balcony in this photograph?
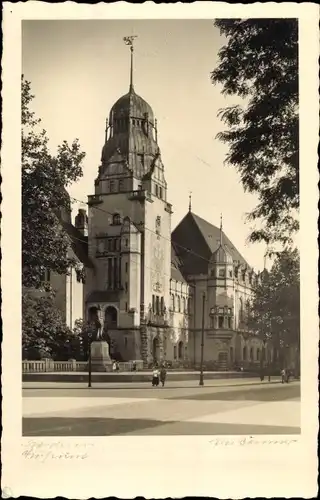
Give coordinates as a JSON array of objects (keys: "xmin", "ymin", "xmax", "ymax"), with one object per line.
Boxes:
[
  {"xmin": 146, "ymin": 310, "xmax": 169, "ymax": 327},
  {"xmin": 88, "ymin": 194, "xmax": 103, "ymax": 206},
  {"xmin": 128, "ymin": 189, "xmax": 147, "ymax": 201}
]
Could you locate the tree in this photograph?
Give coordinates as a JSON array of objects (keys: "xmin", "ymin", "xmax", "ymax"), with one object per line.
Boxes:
[
  {"xmin": 212, "ymin": 19, "xmax": 298, "ymax": 245},
  {"xmin": 22, "ymin": 293, "xmax": 87, "ymax": 360},
  {"xmin": 22, "ymin": 76, "xmax": 86, "ymax": 290},
  {"xmin": 248, "ymin": 248, "xmax": 300, "ymax": 371}
]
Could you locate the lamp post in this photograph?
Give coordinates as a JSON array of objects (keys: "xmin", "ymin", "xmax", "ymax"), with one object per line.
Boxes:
[
  {"xmin": 88, "ymin": 332, "xmax": 92, "ymax": 388},
  {"xmin": 199, "ymin": 292, "xmax": 206, "ymax": 386}
]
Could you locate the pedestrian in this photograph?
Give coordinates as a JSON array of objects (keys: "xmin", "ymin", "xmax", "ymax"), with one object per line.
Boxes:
[
  {"xmin": 132, "ymin": 361, "xmax": 137, "ymax": 372},
  {"xmin": 160, "ymin": 365, "xmax": 167, "ymax": 387},
  {"xmin": 112, "ymin": 361, "xmax": 117, "ymax": 372},
  {"xmin": 281, "ymin": 368, "xmax": 286, "ymax": 384},
  {"xmin": 152, "ymin": 366, "xmax": 159, "ymax": 387},
  {"xmin": 116, "ymin": 361, "xmax": 120, "ymax": 372}
]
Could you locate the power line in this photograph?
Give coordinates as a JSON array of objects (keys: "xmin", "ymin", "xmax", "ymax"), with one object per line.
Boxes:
[{"xmin": 70, "ymin": 195, "xmax": 242, "ymax": 270}]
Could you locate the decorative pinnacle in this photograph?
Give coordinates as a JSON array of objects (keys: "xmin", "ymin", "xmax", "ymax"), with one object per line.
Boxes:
[
  {"xmin": 189, "ymin": 191, "xmax": 192, "ymax": 212},
  {"xmin": 220, "ymin": 213, "xmax": 223, "ymax": 246},
  {"xmin": 123, "ymin": 35, "xmax": 137, "ymax": 91}
]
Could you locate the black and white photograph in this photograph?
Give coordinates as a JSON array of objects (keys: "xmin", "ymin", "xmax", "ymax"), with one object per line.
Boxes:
[{"xmin": 1, "ymin": 3, "xmax": 318, "ymax": 499}]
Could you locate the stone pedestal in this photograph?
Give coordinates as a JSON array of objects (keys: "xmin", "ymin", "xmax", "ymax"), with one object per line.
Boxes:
[{"xmin": 90, "ymin": 341, "xmax": 112, "ymax": 372}]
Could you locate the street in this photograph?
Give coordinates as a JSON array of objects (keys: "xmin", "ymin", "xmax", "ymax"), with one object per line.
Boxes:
[{"xmin": 23, "ymin": 378, "xmax": 300, "ymax": 436}]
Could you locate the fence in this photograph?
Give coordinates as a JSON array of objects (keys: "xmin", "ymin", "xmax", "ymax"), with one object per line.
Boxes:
[{"xmin": 22, "ymin": 359, "xmax": 144, "ymax": 373}]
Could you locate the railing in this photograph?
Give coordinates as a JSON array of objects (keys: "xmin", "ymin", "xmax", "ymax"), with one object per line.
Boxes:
[
  {"xmin": 22, "ymin": 359, "xmax": 144, "ymax": 373},
  {"xmin": 146, "ymin": 311, "xmax": 169, "ymax": 327}
]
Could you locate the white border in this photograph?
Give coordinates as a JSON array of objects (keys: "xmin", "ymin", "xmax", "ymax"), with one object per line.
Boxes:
[{"xmin": 2, "ymin": 2, "xmax": 319, "ymax": 497}]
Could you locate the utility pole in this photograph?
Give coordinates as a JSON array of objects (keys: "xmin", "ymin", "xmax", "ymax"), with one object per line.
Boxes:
[{"xmin": 199, "ymin": 292, "xmax": 205, "ymax": 386}]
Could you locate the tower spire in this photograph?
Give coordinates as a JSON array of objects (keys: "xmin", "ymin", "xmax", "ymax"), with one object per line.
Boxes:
[
  {"xmin": 123, "ymin": 35, "xmax": 137, "ymax": 92},
  {"xmin": 189, "ymin": 191, "xmax": 192, "ymax": 212},
  {"xmin": 219, "ymin": 213, "xmax": 223, "ymax": 246}
]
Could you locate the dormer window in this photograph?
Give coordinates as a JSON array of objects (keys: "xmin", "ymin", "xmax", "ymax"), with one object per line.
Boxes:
[{"xmin": 113, "ymin": 213, "xmax": 121, "ymax": 225}]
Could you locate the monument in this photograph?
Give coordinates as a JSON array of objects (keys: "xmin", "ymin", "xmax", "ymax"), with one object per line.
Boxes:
[{"xmin": 90, "ymin": 306, "xmax": 112, "ymax": 372}]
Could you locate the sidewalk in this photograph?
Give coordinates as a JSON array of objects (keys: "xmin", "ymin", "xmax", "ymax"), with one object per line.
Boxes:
[{"xmin": 23, "ymin": 370, "xmax": 257, "ymax": 384}]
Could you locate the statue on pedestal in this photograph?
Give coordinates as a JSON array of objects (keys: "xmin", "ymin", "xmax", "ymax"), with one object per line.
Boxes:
[{"xmin": 94, "ymin": 305, "xmax": 104, "ymax": 341}]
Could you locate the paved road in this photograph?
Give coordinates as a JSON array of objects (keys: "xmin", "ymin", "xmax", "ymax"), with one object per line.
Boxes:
[{"xmin": 23, "ymin": 379, "xmax": 300, "ymax": 436}]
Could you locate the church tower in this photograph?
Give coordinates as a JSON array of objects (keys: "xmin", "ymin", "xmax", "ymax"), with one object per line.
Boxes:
[{"xmin": 85, "ymin": 37, "xmax": 172, "ymax": 364}]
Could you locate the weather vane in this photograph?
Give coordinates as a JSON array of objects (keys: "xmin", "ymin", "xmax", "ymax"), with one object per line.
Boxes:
[{"xmin": 123, "ymin": 35, "xmax": 138, "ymax": 52}]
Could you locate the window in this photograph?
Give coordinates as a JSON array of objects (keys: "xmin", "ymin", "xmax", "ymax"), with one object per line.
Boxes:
[
  {"xmin": 177, "ymin": 296, "xmax": 181, "ymax": 312},
  {"xmin": 113, "ymin": 213, "xmax": 121, "ymax": 225},
  {"xmin": 230, "ymin": 346, "xmax": 234, "ymax": 361},
  {"xmin": 159, "ymin": 187, "xmax": 163, "ymax": 199},
  {"xmin": 124, "ymin": 337, "xmax": 128, "ymax": 348},
  {"xmin": 174, "ymin": 345, "xmax": 177, "ymax": 360},
  {"xmin": 257, "ymin": 348, "xmax": 260, "ymax": 361},
  {"xmin": 105, "ymin": 306, "xmax": 118, "ymax": 327},
  {"xmin": 156, "ymin": 296, "xmax": 160, "ymax": 315},
  {"xmin": 125, "ymin": 262, "xmax": 128, "ymax": 273},
  {"xmin": 125, "ymin": 302, "xmax": 128, "ymax": 312},
  {"xmin": 219, "ymin": 269, "xmax": 225, "ymax": 277},
  {"xmin": 227, "ymin": 317, "xmax": 232, "ymax": 329},
  {"xmin": 160, "ymin": 297, "xmax": 164, "ymax": 314},
  {"xmin": 218, "ymin": 316, "xmax": 224, "ymax": 328},
  {"xmin": 188, "ymin": 297, "xmax": 192, "ymax": 314},
  {"xmin": 155, "ymin": 184, "xmax": 159, "ymax": 197},
  {"xmin": 119, "ymin": 180, "xmax": 124, "ymax": 192},
  {"xmin": 182, "ymin": 297, "xmax": 186, "ymax": 313},
  {"xmin": 125, "ymin": 239, "xmax": 129, "ymax": 247},
  {"xmin": 250, "ymin": 347, "xmax": 254, "ymax": 361},
  {"xmin": 125, "ymin": 282, "xmax": 128, "ymax": 293},
  {"xmin": 109, "ymin": 180, "xmax": 116, "ymax": 192},
  {"xmin": 152, "ymin": 295, "xmax": 155, "ymax": 313},
  {"xmin": 40, "ymin": 270, "xmax": 51, "ymax": 282},
  {"xmin": 229, "ymin": 270, "xmax": 233, "ymax": 278},
  {"xmin": 107, "ymin": 258, "xmax": 112, "ymax": 288},
  {"xmin": 178, "ymin": 341, "xmax": 183, "ymax": 359},
  {"xmin": 171, "ymin": 294, "xmax": 175, "ymax": 311},
  {"xmin": 243, "ymin": 346, "xmax": 247, "ymax": 361}
]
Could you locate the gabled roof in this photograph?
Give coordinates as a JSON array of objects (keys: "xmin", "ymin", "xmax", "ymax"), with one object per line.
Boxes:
[
  {"xmin": 171, "ymin": 243, "xmax": 187, "ymax": 283},
  {"xmin": 172, "ymin": 211, "xmax": 250, "ymax": 276},
  {"xmin": 60, "ymin": 220, "xmax": 94, "ymax": 269}
]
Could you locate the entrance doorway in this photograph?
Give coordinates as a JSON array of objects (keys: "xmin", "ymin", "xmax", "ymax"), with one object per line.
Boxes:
[{"xmin": 152, "ymin": 337, "xmax": 160, "ymax": 363}]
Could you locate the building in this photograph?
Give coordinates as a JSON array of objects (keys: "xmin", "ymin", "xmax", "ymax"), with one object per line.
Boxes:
[{"xmin": 81, "ymin": 45, "xmax": 265, "ymax": 368}]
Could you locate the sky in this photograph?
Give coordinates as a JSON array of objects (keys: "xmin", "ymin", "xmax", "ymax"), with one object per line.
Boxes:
[{"xmin": 22, "ymin": 19, "xmax": 267, "ymax": 271}]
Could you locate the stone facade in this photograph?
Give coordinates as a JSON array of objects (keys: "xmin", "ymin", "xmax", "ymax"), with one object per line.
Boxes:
[{"xmin": 81, "ymin": 72, "xmax": 267, "ymax": 368}]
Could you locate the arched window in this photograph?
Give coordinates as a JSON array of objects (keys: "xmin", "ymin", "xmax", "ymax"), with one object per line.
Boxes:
[
  {"xmin": 113, "ymin": 213, "xmax": 121, "ymax": 225},
  {"xmin": 257, "ymin": 348, "xmax": 260, "ymax": 361},
  {"xmin": 160, "ymin": 297, "xmax": 164, "ymax": 314},
  {"xmin": 170, "ymin": 294, "xmax": 175, "ymax": 311},
  {"xmin": 239, "ymin": 298, "xmax": 244, "ymax": 322},
  {"xmin": 178, "ymin": 341, "xmax": 183, "ymax": 359},
  {"xmin": 230, "ymin": 346, "xmax": 234, "ymax": 361},
  {"xmin": 88, "ymin": 306, "xmax": 98, "ymax": 323},
  {"xmin": 177, "ymin": 296, "xmax": 181, "ymax": 312},
  {"xmin": 173, "ymin": 345, "xmax": 177, "ymax": 359},
  {"xmin": 105, "ymin": 306, "xmax": 117, "ymax": 328},
  {"xmin": 182, "ymin": 297, "xmax": 186, "ymax": 313},
  {"xmin": 243, "ymin": 346, "xmax": 247, "ymax": 361},
  {"xmin": 250, "ymin": 347, "xmax": 254, "ymax": 361}
]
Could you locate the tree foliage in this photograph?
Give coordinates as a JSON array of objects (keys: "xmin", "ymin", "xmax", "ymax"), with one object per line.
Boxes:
[
  {"xmin": 22, "ymin": 76, "xmax": 86, "ymax": 289},
  {"xmin": 212, "ymin": 19, "xmax": 298, "ymax": 245},
  {"xmin": 22, "ymin": 293, "xmax": 82, "ymax": 360},
  {"xmin": 248, "ymin": 248, "xmax": 300, "ymax": 366}
]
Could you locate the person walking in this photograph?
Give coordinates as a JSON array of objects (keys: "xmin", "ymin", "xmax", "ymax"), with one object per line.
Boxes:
[
  {"xmin": 160, "ymin": 365, "xmax": 167, "ymax": 387},
  {"xmin": 281, "ymin": 368, "xmax": 286, "ymax": 384},
  {"xmin": 152, "ymin": 366, "xmax": 159, "ymax": 387}
]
